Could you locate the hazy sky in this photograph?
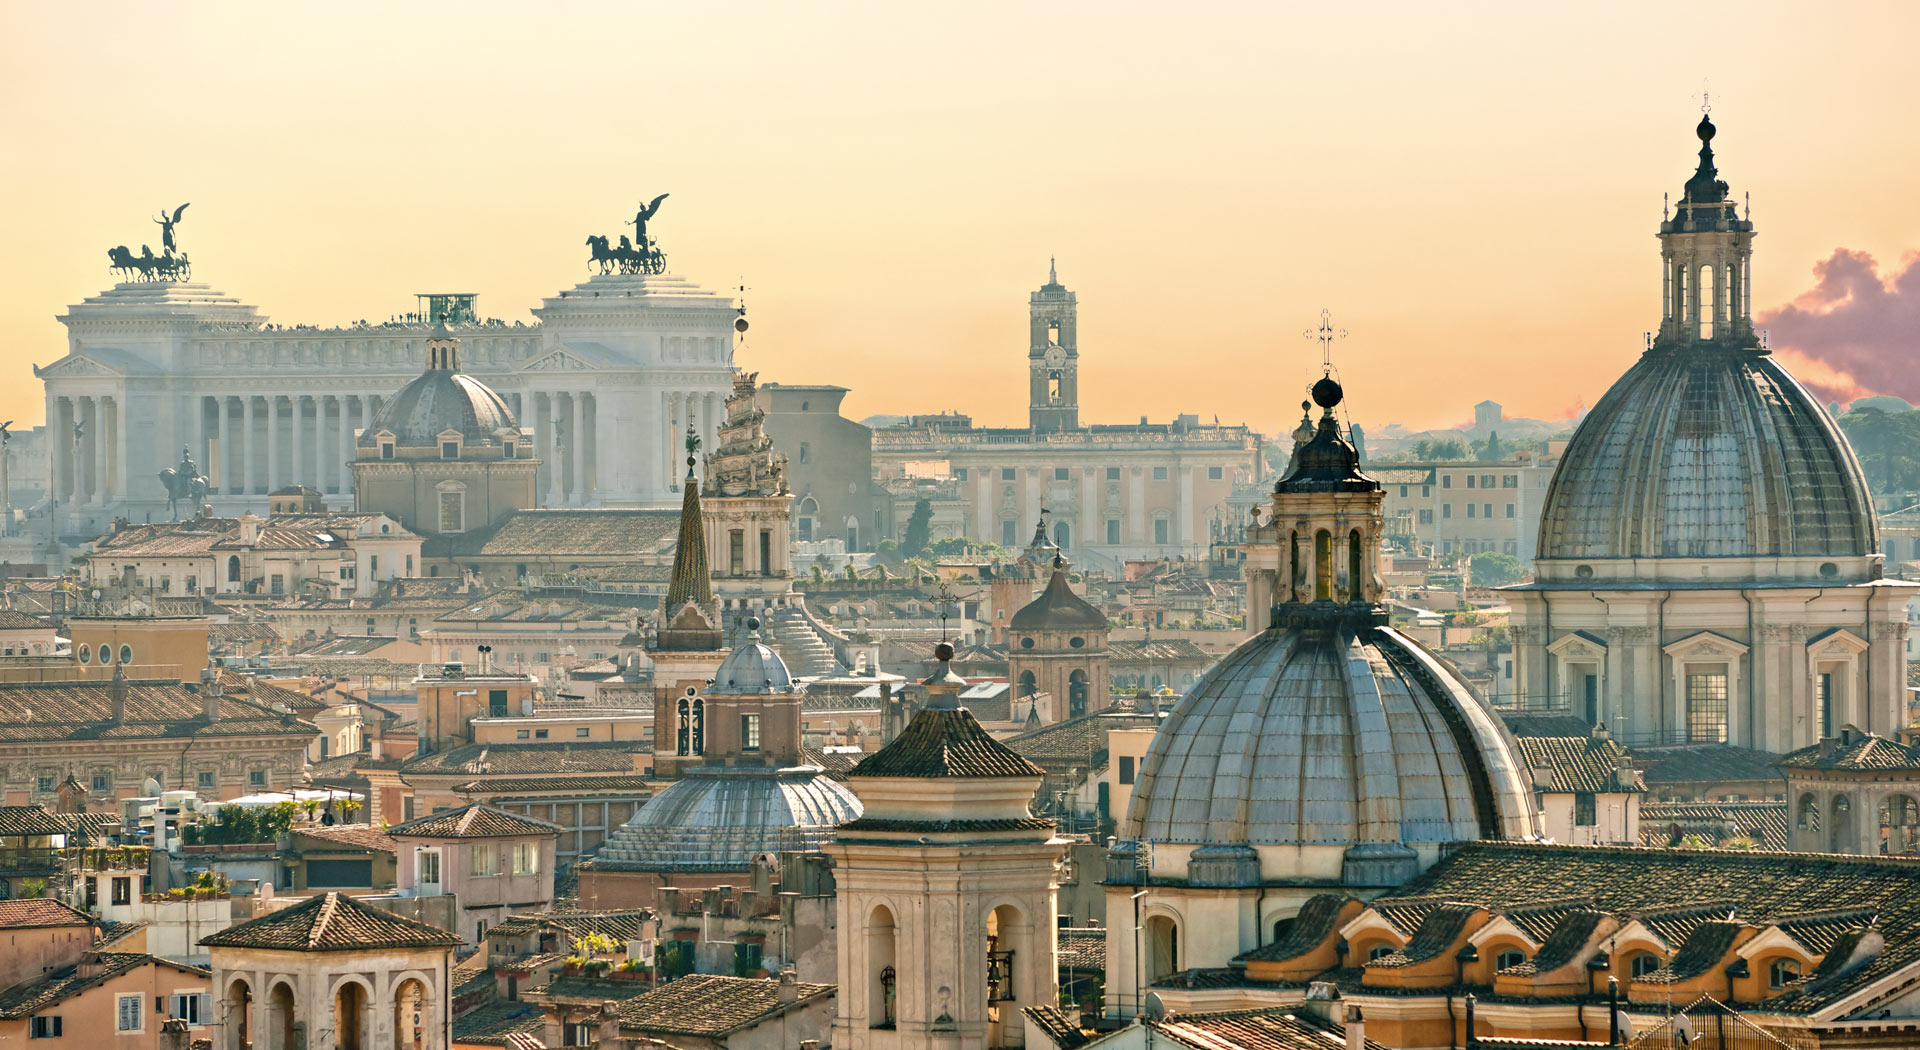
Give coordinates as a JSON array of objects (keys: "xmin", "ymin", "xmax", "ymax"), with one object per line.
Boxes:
[{"xmin": 4, "ymin": 3, "xmax": 1918, "ymax": 437}]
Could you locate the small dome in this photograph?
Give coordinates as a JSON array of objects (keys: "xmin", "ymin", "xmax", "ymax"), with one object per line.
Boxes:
[
  {"xmin": 713, "ymin": 634, "xmax": 795, "ymax": 693},
  {"xmin": 1125, "ymin": 623, "xmax": 1538, "ymax": 880},
  {"xmin": 360, "ymin": 370, "xmax": 519, "ymax": 449},
  {"xmin": 1537, "ymin": 346, "xmax": 1875, "ymax": 563},
  {"xmin": 588, "ymin": 770, "xmax": 862, "ymax": 872},
  {"xmin": 1009, "ymin": 563, "xmax": 1106, "ymax": 631}
]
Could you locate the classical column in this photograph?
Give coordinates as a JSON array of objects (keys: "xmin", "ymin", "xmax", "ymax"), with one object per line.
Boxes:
[
  {"xmin": 338, "ymin": 395, "xmax": 354, "ymax": 495},
  {"xmin": 290, "ymin": 396, "xmax": 304, "ymax": 493},
  {"xmin": 545, "ymin": 393, "xmax": 566, "ymax": 508},
  {"xmin": 1177, "ymin": 464, "xmax": 1194, "ymax": 549},
  {"xmin": 665, "ymin": 392, "xmax": 681, "ymax": 485},
  {"xmin": 216, "ymin": 396, "xmax": 231, "ymax": 494},
  {"xmin": 197, "ymin": 395, "xmax": 212, "ymax": 487},
  {"xmin": 266, "ymin": 396, "xmax": 281, "ymax": 495},
  {"xmin": 1129, "ymin": 467, "xmax": 1146, "ymax": 550},
  {"xmin": 1080, "ymin": 466, "xmax": 1096, "ymax": 549},
  {"xmin": 315, "ymin": 397, "xmax": 330, "ymax": 496},
  {"xmin": 241, "ymin": 395, "xmax": 257, "ymax": 498},
  {"xmin": 98, "ymin": 396, "xmax": 115, "ymax": 505},
  {"xmin": 572, "ymin": 392, "xmax": 589, "ymax": 504}
]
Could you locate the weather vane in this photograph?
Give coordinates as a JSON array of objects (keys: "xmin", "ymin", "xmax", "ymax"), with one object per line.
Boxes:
[
  {"xmin": 1303, "ymin": 308, "xmax": 1347, "ymax": 374},
  {"xmin": 933, "ymin": 577, "xmax": 957, "ymax": 644}
]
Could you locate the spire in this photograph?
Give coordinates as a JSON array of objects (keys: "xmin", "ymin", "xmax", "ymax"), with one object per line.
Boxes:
[
  {"xmin": 1657, "ymin": 110, "xmax": 1755, "ymax": 347},
  {"xmin": 665, "ymin": 427, "xmax": 711, "ymax": 610},
  {"xmin": 1049, "ymin": 256, "xmax": 1057, "ymax": 284},
  {"xmin": 1683, "ymin": 113, "xmax": 1729, "ymax": 207}
]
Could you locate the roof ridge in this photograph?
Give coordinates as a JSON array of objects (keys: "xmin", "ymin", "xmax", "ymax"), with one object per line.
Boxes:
[{"xmin": 310, "ymin": 893, "xmax": 339, "ymax": 950}]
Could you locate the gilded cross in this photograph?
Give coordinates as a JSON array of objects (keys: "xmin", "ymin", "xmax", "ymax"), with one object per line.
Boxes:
[{"xmin": 1303, "ymin": 308, "xmax": 1348, "ymax": 373}]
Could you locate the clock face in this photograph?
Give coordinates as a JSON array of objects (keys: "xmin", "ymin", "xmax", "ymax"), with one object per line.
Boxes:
[{"xmin": 1044, "ymin": 346, "xmax": 1067, "ymax": 368}]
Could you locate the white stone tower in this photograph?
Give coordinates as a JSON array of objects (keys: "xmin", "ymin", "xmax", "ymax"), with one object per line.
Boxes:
[
  {"xmin": 828, "ymin": 643, "xmax": 1067, "ymax": 1049},
  {"xmin": 1028, "ymin": 260, "xmax": 1078, "ymax": 432}
]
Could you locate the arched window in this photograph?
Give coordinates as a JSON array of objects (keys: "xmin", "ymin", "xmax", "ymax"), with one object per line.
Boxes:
[
  {"xmin": 1019, "ymin": 670, "xmax": 1037, "ymax": 697},
  {"xmin": 227, "ymin": 555, "xmax": 241, "ymax": 583},
  {"xmin": 1768, "ymin": 958, "xmax": 1801, "ymax": 991},
  {"xmin": 1630, "ymin": 952, "xmax": 1662, "ymax": 978},
  {"xmin": 1068, "ymin": 669, "xmax": 1089, "ymax": 719},
  {"xmin": 1797, "ymin": 793, "xmax": 1821, "ymax": 832},
  {"xmin": 335, "ymin": 980, "xmax": 368, "ymax": 1050},
  {"xmin": 675, "ymin": 695, "xmax": 704, "ymax": 756},
  {"xmin": 869, "ymin": 905, "xmax": 897, "ymax": 1029},
  {"xmin": 1881, "ymin": 794, "xmax": 1920, "ymax": 854},
  {"xmin": 1496, "ymin": 948, "xmax": 1527, "ymax": 971},
  {"xmin": 1700, "ymin": 264, "xmax": 1716, "ymax": 339},
  {"xmin": 1314, "ymin": 530, "xmax": 1333, "ymax": 602},
  {"xmin": 1367, "ymin": 944, "xmax": 1395, "ymax": 962},
  {"xmin": 1145, "ymin": 915, "xmax": 1180, "ymax": 981},
  {"xmin": 1347, "ymin": 530, "xmax": 1363, "ymax": 604},
  {"xmin": 1831, "ymin": 795, "xmax": 1856, "ymax": 853},
  {"xmin": 1288, "ymin": 530, "xmax": 1301, "ymax": 603}
]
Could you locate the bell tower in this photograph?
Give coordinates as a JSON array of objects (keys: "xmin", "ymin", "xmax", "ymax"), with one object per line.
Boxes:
[
  {"xmin": 1656, "ymin": 111, "xmax": 1757, "ymax": 348},
  {"xmin": 1028, "ymin": 260, "xmax": 1079, "ymax": 432}
]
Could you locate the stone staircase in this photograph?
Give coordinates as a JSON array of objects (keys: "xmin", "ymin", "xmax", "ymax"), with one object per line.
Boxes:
[{"xmin": 766, "ymin": 607, "xmax": 847, "ymax": 678}]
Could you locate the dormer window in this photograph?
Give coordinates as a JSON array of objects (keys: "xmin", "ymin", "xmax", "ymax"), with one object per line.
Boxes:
[
  {"xmin": 381, "ymin": 442, "xmax": 395, "ymax": 460},
  {"xmin": 442, "ymin": 441, "xmax": 459, "ymax": 460},
  {"xmin": 504, "ymin": 441, "xmax": 516, "ymax": 459}
]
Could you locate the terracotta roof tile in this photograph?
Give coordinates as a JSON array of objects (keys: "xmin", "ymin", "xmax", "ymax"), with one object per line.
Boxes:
[
  {"xmin": 1641, "ymin": 801, "xmax": 1789, "ymax": 851},
  {"xmin": 0, "ymin": 898, "xmax": 92, "ymax": 930},
  {"xmin": 424, "ymin": 509, "xmax": 678, "ymax": 559},
  {"xmin": 1153, "ymin": 1006, "xmax": 1390, "ymax": 1050},
  {"xmin": 401, "ymin": 740, "xmax": 646, "ymax": 777},
  {"xmin": 454, "ymin": 774, "xmax": 657, "ymax": 796},
  {"xmin": 613, "ymin": 974, "xmax": 832, "ymax": 1037},
  {"xmin": 1240, "ymin": 893, "xmax": 1354, "ymax": 963},
  {"xmin": 1636, "ymin": 744, "xmax": 1783, "ymax": 786},
  {"xmin": 292, "ymin": 824, "xmax": 399, "ymax": 854},
  {"xmin": 1779, "ymin": 732, "xmax": 1920, "ymax": 771},
  {"xmin": 200, "ymin": 891, "xmax": 460, "ymax": 952},
  {"xmin": 848, "ymin": 706, "xmax": 1044, "ymax": 779},
  {"xmin": 389, "ymin": 803, "xmax": 563, "ymax": 839},
  {"xmin": 0, "ymin": 953, "xmax": 207, "ymax": 1019},
  {"xmin": 1516, "ymin": 736, "xmax": 1637, "ymax": 793},
  {"xmin": 0, "ymin": 806, "xmax": 66, "ymax": 837},
  {"xmin": 0, "ymin": 679, "xmax": 314, "ymax": 744},
  {"xmin": 1002, "ymin": 710, "xmax": 1159, "ymax": 765}
]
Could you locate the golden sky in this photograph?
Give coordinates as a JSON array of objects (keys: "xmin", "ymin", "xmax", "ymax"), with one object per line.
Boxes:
[{"xmin": 3, "ymin": 2, "xmax": 1917, "ymax": 436}]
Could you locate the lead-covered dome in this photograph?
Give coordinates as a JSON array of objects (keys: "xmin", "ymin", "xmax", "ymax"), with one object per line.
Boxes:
[
  {"xmin": 1537, "ymin": 345, "xmax": 1875, "ymax": 562},
  {"xmin": 587, "ymin": 769, "xmax": 862, "ymax": 872},
  {"xmin": 1124, "ymin": 622, "xmax": 1538, "ymax": 885},
  {"xmin": 359, "ymin": 322, "xmax": 521, "ymax": 449}
]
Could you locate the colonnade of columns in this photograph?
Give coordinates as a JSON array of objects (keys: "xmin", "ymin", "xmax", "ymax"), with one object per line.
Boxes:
[
  {"xmin": 194, "ymin": 393, "xmax": 384, "ymax": 498},
  {"xmin": 659, "ymin": 389, "xmax": 723, "ymax": 489},
  {"xmin": 49, "ymin": 394, "xmax": 124, "ymax": 507}
]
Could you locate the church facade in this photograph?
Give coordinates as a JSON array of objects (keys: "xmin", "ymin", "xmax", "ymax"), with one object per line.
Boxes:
[
  {"xmin": 1509, "ymin": 115, "xmax": 1910, "ymax": 754},
  {"xmin": 35, "ymin": 214, "xmax": 738, "ymax": 533},
  {"xmin": 869, "ymin": 264, "xmax": 1263, "ymax": 566}
]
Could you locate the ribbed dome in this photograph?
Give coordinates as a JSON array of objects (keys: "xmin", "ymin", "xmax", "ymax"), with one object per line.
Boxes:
[
  {"xmin": 1537, "ymin": 345, "xmax": 1875, "ymax": 562},
  {"xmin": 588, "ymin": 770, "xmax": 862, "ymax": 872},
  {"xmin": 713, "ymin": 633, "xmax": 795, "ymax": 693},
  {"xmin": 360, "ymin": 344, "xmax": 520, "ymax": 449},
  {"xmin": 1125, "ymin": 624, "xmax": 1538, "ymax": 854}
]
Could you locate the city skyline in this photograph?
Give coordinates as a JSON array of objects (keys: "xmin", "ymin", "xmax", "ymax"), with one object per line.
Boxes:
[{"xmin": 4, "ymin": 3, "xmax": 1918, "ymax": 438}]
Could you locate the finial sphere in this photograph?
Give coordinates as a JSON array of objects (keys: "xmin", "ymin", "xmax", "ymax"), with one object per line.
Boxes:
[
  {"xmin": 934, "ymin": 641, "xmax": 955, "ymax": 662},
  {"xmin": 1311, "ymin": 376, "xmax": 1344, "ymax": 410},
  {"xmin": 746, "ymin": 616, "xmax": 761, "ymax": 632},
  {"xmin": 1697, "ymin": 114, "xmax": 1716, "ymax": 142},
  {"xmin": 734, "ymin": 316, "xmax": 750, "ymax": 334}
]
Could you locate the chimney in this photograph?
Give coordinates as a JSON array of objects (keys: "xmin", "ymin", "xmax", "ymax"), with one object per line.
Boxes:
[
  {"xmin": 777, "ymin": 968, "xmax": 800, "ymax": 1003},
  {"xmin": 201, "ymin": 667, "xmax": 222, "ymax": 721},
  {"xmin": 1345, "ymin": 1005, "xmax": 1365, "ymax": 1050},
  {"xmin": 237, "ymin": 513, "xmax": 262, "ymax": 547},
  {"xmin": 370, "ymin": 736, "xmax": 384, "ymax": 760},
  {"xmin": 109, "ymin": 666, "xmax": 128, "ymax": 723},
  {"xmin": 159, "ymin": 1018, "xmax": 191, "ymax": 1050},
  {"xmin": 597, "ymin": 1002, "xmax": 621, "ymax": 1046},
  {"xmin": 1590, "ymin": 721, "xmax": 1610, "ymax": 741}
]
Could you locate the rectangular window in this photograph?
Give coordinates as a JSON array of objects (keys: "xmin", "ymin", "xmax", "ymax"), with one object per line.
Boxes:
[
  {"xmin": 729, "ymin": 530, "xmax": 745, "ymax": 575},
  {"xmin": 30, "ymin": 1016, "xmax": 61, "ymax": 1038},
  {"xmin": 1503, "ymin": 474, "xmax": 1518, "ymax": 488},
  {"xmin": 1418, "ymin": 509, "xmax": 1434, "ymax": 524},
  {"xmin": 380, "ymin": 442, "xmax": 395, "ymax": 460},
  {"xmin": 576, "ymin": 727, "xmax": 591, "ymax": 738},
  {"xmin": 197, "ymin": 771, "xmax": 215, "ymax": 790},
  {"xmin": 1153, "ymin": 519, "xmax": 1169, "ymax": 544},
  {"xmin": 1442, "ymin": 476, "xmax": 1452, "ymax": 488},
  {"xmin": 489, "ymin": 689, "xmax": 509, "ymax": 717},
  {"xmin": 91, "ymin": 773, "xmax": 109, "ymax": 793},
  {"xmin": 1817, "ymin": 672, "xmax": 1834, "ymax": 738},
  {"xmin": 1422, "ymin": 484, "xmax": 1432, "ymax": 497},
  {"xmin": 1002, "ymin": 519, "xmax": 1017, "ymax": 546},
  {"xmin": 1153, "ymin": 466, "xmax": 1168, "ymax": 481},
  {"xmin": 442, "ymin": 441, "xmax": 459, "ymax": 460},
  {"xmin": 1105, "ymin": 466, "xmax": 1121, "ymax": 480},
  {"xmin": 1467, "ymin": 504, "xmax": 1476, "ymax": 518},
  {"xmin": 1399, "ymin": 484, "xmax": 1409, "ymax": 497},
  {"xmin": 1505, "ymin": 503, "xmax": 1516, "ymax": 518},
  {"xmin": 112, "ymin": 877, "xmax": 131, "ymax": 905},
  {"xmin": 1118, "ymin": 756, "xmax": 1135, "ymax": 785},
  {"xmin": 534, "ymin": 729, "xmax": 549, "ymax": 739},
  {"xmin": 1054, "ymin": 467, "xmax": 1070, "ymax": 481},
  {"xmin": 1000, "ymin": 468, "xmax": 1016, "ymax": 481},
  {"xmin": 250, "ymin": 770, "xmax": 267, "ymax": 788},
  {"xmin": 1106, "ymin": 519, "xmax": 1121, "ymax": 545},
  {"xmin": 1481, "ymin": 475, "xmax": 1495, "ymax": 488},
  {"xmin": 1207, "ymin": 466, "xmax": 1223, "ymax": 480},
  {"xmin": 369, "ymin": 555, "xmax": 378, "ymax": 576},
  {"xmin": 512, "ymin": 842, "xmax": 538, "ymax": 876},
  {"xmin": 1466, "ymin": 475, "xmax": 1476, "ymax": 488},
  {"xmin": 953, "ymin": 467, "xmax": 967, "ymax": 481},
  {"xmin": 515, "ymin": 729, "xmax": 530, "ymax": 740},
  {"xmin": 170, "ymin": 993, "xmax": 211, "ymax": 1025},
  {"xmin": 504, "ymin": 441, "xmax": 516, "ymax": 459},
  {"xmin": 741, "ymin": 713, "xmax": 762, "ymax": 751},
  {"xmin": 1442, "ymin": 505, "xmax": 1452, "ymax": 519},
  {"xmin": 1574, "ymin": 793, "xmax": 1598, "ymax": 827},
  {"xmin": 439, "ymin": 491, "xmax": 463, "ymax": 533},
  {"xmin": 471, "ymin": 843, "xmax": 499, "ymax": 876},
  {"xmin": 1687, "ymin": 672, "xmax": 1730, "ymax": 743},
  {"xmin": 116, "ymin": 994, "xmax": 142, "ymax": 1032},
  {"xmin": 270, "ymin": 574, "xmax": 284, "ymax": 594}
]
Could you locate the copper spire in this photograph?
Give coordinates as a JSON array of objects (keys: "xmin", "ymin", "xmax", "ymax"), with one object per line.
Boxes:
[{"xmin": 665, "ymin": 427, "xmax": 711, "ymax": 609}]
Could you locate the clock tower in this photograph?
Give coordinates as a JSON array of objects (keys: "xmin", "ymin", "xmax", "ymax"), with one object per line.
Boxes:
[{"xmin": 1028, "ymin": 259, "xmax": 1079, "ymax": 432}]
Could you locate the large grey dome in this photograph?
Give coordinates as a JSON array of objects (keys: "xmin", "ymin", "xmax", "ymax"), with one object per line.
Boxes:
[
  {"xmin": 712, "ymin": 634, "xmax": 795, "ymax": 693},
  {"xmin": 1125, "ymin": 623, "xmax": 1538, "ymax": 857},
  {"xmin": 360, "ymin": 327, "xmax": 520, "ymax": 449},
  {"xmin": 587, "ymin": 770, "xmax": 862, "ymax": 872},
  {"xmin": 1537, "ymin": 331, "xmax": 1874, "ymax": 564}
]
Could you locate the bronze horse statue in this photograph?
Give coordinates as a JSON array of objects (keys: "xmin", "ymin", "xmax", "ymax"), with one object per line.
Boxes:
[
  {"xmin": 585, "ymin": 233, "xmax": 665, "ymax": 276},
  {"xmin": 109, "ymin": 244, "xmax": 190, "ymax": 282}
]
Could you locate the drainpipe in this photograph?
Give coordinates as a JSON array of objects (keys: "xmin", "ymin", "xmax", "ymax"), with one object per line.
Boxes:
[
  {"xmin": 1463, "ymin": 993, "xmax": 1477, "ymax": 1049},
  {"xmin": 1450, "ymin": 943, "xmax": 1477, "ymax": 1050},
  {"xmin": 1608, "ymin": 975, "xmax": 1621, "ymax": 1046}
]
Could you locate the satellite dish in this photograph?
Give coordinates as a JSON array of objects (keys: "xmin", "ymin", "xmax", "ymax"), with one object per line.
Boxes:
[
  {"xmin": 142, "ymin": 777, "xmax": 162, "ymax": 797},
  {"xmin": 1142, "ymin": 992, "xmax": 1167, "ymax": 1022}
]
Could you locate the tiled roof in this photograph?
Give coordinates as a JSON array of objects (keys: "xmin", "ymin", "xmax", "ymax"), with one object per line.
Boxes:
[
  {"xmin": 1002, "ymin": 710, "xmax": 1159, "ymax": 765},
  {"xmin": 454, "ymin": 774, "xmax": 657, "ymax": 796},
  {"xmin": 424, "ymin": 509, "xmax": 678, "ymax": 559},
  {"xmin": 0, "ymin": 679, "xmax": 315, "ymax": 744},
  {"xmin": 1153, "ymin": 1006, "xmax": 1390, "ymax": 1050},
  {"xmin": 1241, "ymin": 893, "xmax": 1354, "ymax": 963},
  {"xmin": 1385, "ymin": 842, "xmax": 1920, "ymax": 1014},
  {"xmin": 0, "ymin": 610, "xmax": 52, "ymax": 630},
  {"xmin": 836, "ymin": 816, "xmax": 1055, "ymax": 835},
  {"xmin": 1641, "ymin": 801, "xmax": 1789, "ymax": 851},
  {"xmin": 452, "ymin": 1000, "xmax": 548, "ymax": 1047},
  {"xmin": 1368, "ymin": 902, "xmax": 1481, "ymax": 968},
  {"xmin": 200, "ymin": 891, "xmax": 460, "ymax": 952},
  {"xmin": 1502, "ymin": 898, "xmax": 1596, "ymax": 944},
  {"xmin": 389, "ymin": 803, "xmax": 563, "ymax": 839},
  {"xmin": 1499, "ymin": 713, "xmax": 1607, "ymax": 737},
  {"xmin": 1516, "ymin": 735, "xmax": 1635, "ymax": 793},
  {"xmin": 0, "ymin": 806, "xmax": 66, "ymax": 837},
  {"xmin": 90, "ymin": 520, "xmax": 236, "ymax": 558},
  {"xmin": 292, "ymin": 824, "xmax": 399, "ymax": 854},
  {"xmin": 848, "ymin": 706, "xmax": 1044, "ymax": 779},
  {"xmin": 1636, "ymin": 744, "xmax": 1784, "ymax": 786},
  {"xmin": 1774, "ymin": 909, "xmax": 1879, "ymax": 954},
  {"xmin": 53, "ymin": 812, "xmax": 122, "ymax": 840},
  {"xmin": 1058, "ymin": 927, "xmax": 1106, "ymax": 974},
  {"xmin": 488, "ymin": 910, "xmax": 653, "ymax": 944},
  {"xmin": 1499, "ymin": 909, "xmax": 1603, "ymax": 976},
  {"xmin": 613, "ymin": 974, "xmax": 833, "ymax": 1036},
  {"xmin": 0, "ymin": 898, "xmax": 92, "ymax": 930},
  {"xmin": 0, "ymin": 953, "xmax": 207, "ymax": 1019},
  {"xmin": 1639, "ymin": 921, "xmax": 1744, "ymax": 984},
  {"xmin": 431, "ymin": 593, "xmax": 630, "ymax": 626},
  {"xmin": 219, "ymin": 669, "xmax": 331, "ymax": 713},
  {"xmin": 1779, "ymin": 732, "xmax": 1920, "ymax": 771},
  {"xmin": 1009, "ymin": 567, "xmax": 1108, "ymax": 630},
  {"xmin": 1023, "ymin": 1004, "xmax": 1094, "ymax": 1049},
  {"xmin": 1109, "ymin": 638, "xmax": 1212, "ymax": 662},
  {"xmin": 400, "ymin": 740, "xmax": 646, "ymax": 777}
]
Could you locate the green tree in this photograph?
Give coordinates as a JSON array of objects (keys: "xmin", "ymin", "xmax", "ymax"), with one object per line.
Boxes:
[
  {"xmin": 1838, "ymin": 406, "xmax": 1920, "ymax": 494},
  {"xmin": 1476, "ymin": 431, "xmax": 1509, "ymax": 461},
  {"xmin": 1469, "ymin": 552, "xmax": 1524, "ymax": 587},
  {"xmin": 1412, "ymin": 440, "xmax": 1433, "ymax": 460},
  {"xmin": 901, "ymin": 499, "xmax": 934, "ymax": 558},
  {"xmin": 1429, "ymin": 439, "xmax": 1468, "ymax": 460}
]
